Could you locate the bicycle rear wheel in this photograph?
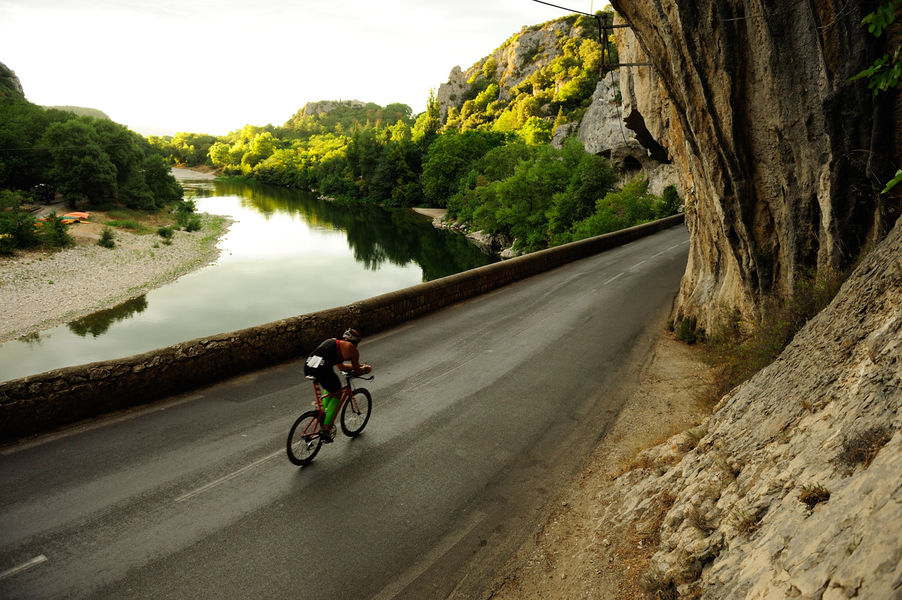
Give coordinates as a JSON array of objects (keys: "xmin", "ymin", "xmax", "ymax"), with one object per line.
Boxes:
[
  {"xmin": 340, "ymin": 388, "xmax": 372, "ymax": 437},
  {"xmin": 286, "ymin": 410, "xmax": 324, "ymax": 465}
]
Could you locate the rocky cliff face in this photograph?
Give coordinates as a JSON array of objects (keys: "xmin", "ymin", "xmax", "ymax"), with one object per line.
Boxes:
[
  {"xmin": 436, "ymin": 19, "xmax": 589, "ymax": 122},
  {"xmin": 595, "ymin": 215, "xmax": 901, "ymax": 598},
  {"xmin": 578, "ymin": 70, "xmax": 681, "ymax": 196},
  {"xmin": 0, "ymin": 61, "xmax": 25, "ymax": 99},
  {"xmin": 609, "ymin": 0, "xmax": 901, "ymax": 330},
  {"xmin": 299, "ymin": 99, "xmax": 366, "ymax": 117}
]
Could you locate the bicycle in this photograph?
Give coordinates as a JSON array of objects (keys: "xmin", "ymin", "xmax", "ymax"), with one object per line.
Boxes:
[{"xmin": 286, "ymin": 369, "xmax": 374, "ymax": 465}]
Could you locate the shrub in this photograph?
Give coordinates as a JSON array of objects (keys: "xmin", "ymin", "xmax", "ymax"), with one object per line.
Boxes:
[
  {"xmin": 157, "ymin": 225, "xmax": 174, "ymax": 239},
  {"xmin": 182, "ymin": 214, "xmax": 202, "ymax": 232},
  {"xmin": 640, "ymin": 565, "xmax": 677, "ymax": 600},
  {"xmin": 656, "ymin": 185, "xmax": 682, "ymax": 217},
  {"xmin": 676, "ymin": 317, "xmax": 700, "ymax": 344},
  {"xmin": 39, "ymin": 213, "xmax": 74, "ymax": 249},
  {"xmin": 838, "ymin": 425, "xmax": 892, "ymax": 469},
  {"xmin": 730, "ymin": 505, "xmax": 764, "ymax": 537},
  {"xmin": 0, "ymin": 190, "xmax": 41, "ymax": 252},
  {"xmin": 686, "ymin": 505, "xmax": 718, "ymax": 534},
  {"xmin": 702, "ymin": 266, "xmax": 849, "ymax": 397},
  {"xmin": 97, "ymin": 227, "xmax": 116, "ymax": 248},
  {"xmin": 798, "ymin": 484, "xmax": 830, "ymax": 509}
]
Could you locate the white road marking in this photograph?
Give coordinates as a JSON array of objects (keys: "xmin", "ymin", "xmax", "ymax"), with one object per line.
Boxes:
[
  {"xmin": 0, "ymin": 555, "xmax": 48, "ymax": 580},
  {"xmin": 604, "ymin": 272, "xmax": 624, "ymax": 285},
  {"xmin": 174, "ymin": 449, "xmax": 282, "ymax": 503},
  {"xmin": 370, "ymin": 511, "xmax": 486, "ymax": 600}
]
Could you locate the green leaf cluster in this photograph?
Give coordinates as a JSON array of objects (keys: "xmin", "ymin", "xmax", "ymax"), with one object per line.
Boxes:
[
  {"xmin": 446, "ymin": 139, "xmax": 682, "ymax": 253},
  {"xmin": 148, "ymin": 132, "xmax": 219, "ymax": 166},
  {"xmin": 849, "ymin": 0, "xmax": 901, "ymax": 195},
  {"xmin": 850, "ymin": 0, "xmax": 901, "ymax": 94}
]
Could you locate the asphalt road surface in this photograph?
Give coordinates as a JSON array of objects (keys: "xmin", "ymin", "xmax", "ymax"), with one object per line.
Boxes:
[{"xmin": 0, "ymin": 225, "xmax": 689, "ymax": 599}]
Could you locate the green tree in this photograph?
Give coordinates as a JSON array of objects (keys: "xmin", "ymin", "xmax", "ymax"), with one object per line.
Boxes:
[
  {"xmin": 40, "ymin": 119, "xmax": 118, "ymax": 206},
  {"xmin": 422, "ymin": 130, "xmax": 505, "ymax": 206},
  {"xmin": 0, "ymin": 189, "xmax": 40, "ymax": 252},
  {"xmin": 141, "ymin": 154, "xmax": 184, "ymax": 207},
  {"xmin": 413, "ymin": 89, "xmax": 441, "ymax": 139},
  {"xmin": 518, "ymin": 117, "xmax": 552, "ymax": 146}
]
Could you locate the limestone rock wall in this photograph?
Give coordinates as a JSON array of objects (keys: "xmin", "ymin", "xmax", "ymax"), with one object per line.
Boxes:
[
  {"xmin": 596, "ymin": 215, "xmax": 902, "ymax": 598},
  {"xmin": 609, "ymin": 0, "xmax": 900, "ymax": 330}
]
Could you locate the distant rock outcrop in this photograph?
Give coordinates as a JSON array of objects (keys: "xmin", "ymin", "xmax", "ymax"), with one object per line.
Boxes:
[
  {"xmin": 299, "ymin": 99, "xmax": 366, "ymax": 117},
  {"xmin": 577, "ymin": 70, "xmax": 680, "ymax": 197},
  {"xmin": 435, "ymin": 18, "xmax": 595, "ymax": 123},
  {"xmin": 0, "ymin": 61, "xmax": 24, "ymax": 99}
]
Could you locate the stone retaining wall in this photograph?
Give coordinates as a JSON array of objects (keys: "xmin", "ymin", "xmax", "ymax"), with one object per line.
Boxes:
[{"xmin": 0, "ymin": 215, "xmax": 684, "ymax": 442}]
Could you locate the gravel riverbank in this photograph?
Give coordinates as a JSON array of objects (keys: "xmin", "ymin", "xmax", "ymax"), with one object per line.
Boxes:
[{"xmin": 0, "ymin": 213, "xmax": 230, "ymax": 344}]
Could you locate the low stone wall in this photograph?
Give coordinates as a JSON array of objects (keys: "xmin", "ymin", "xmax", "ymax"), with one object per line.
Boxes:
[{"xmin": 0, "ymin": 215, "xmax": 684, "ymax": 442}]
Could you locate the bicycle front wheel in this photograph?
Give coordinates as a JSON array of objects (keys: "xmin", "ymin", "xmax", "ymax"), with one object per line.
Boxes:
[
  {"xmin": 286, "ymin": 410, "xmax": 324, "ymax": 465},
  {"xmin": 340, "ymin": 388, "xmax": 372, "ymax": 437}
]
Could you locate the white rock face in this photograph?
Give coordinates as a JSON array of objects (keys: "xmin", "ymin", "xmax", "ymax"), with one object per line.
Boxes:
[
  {"xmin": 596, "ymin": 216, "xmax": 902, "ymax": 598},
  {"xmin": 578, "ymin": 72, "xmax": 640, "ymax": 156}
]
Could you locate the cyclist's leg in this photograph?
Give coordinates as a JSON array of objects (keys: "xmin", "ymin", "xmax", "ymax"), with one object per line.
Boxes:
[{"xmin": 316, "ymin": 369, "xmax": 342, "ymax": 427}]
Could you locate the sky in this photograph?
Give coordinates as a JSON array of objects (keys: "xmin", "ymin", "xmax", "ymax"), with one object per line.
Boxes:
[{"xmin": 0, "ymin": 0, "xmax": 602, "ymax": 137}]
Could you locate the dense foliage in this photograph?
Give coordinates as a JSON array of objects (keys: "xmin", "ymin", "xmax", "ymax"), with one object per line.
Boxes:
[{"xmin": 0, "ymin": 95, "xmax": 185, "ymax": 253}]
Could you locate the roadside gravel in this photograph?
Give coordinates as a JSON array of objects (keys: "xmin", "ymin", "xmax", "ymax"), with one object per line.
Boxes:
[{"xmin": 0, "ymin": 214, "xmax": 229, "ymax": 343}]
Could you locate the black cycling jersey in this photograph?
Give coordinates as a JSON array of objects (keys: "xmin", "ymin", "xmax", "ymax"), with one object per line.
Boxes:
[
  {"xmin": 310, "ymin": 338, "xmax": 339, "ymax": 365},
  {"xmin": 304, "ymin": 338, "xmax": 342, "ymax": 393}
]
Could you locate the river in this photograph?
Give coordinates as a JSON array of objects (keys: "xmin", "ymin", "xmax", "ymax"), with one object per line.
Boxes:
[{"xmin": 0, "ymin": 171, "xmax": 495, "ymax": 382}]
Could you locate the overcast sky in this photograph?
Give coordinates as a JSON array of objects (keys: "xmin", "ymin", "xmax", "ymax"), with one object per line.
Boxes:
[{"xmin": 0, "ymin": 0, "xmax": 603, "ymax": 136}]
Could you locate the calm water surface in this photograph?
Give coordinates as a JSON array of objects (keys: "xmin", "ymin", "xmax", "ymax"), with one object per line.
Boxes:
[{"xmin": 0, "ymin": 174, "xmax": 494, "ymax": 381}]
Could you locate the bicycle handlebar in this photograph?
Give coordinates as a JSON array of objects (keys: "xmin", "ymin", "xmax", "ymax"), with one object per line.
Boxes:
[{"xmin": 344, "ymin": 369, "xmax": 374, "ymax": 382}]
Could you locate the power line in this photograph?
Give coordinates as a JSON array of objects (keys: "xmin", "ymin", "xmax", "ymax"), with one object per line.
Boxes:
[{"xmin": 531, "ymin": 0, "xmax": 594, "ymax": 17}]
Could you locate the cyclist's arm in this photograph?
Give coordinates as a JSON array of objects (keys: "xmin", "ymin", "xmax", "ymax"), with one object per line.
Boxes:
[{"xmin": 336, "ymin": 341, "xmax": 369, "ymax": 373}]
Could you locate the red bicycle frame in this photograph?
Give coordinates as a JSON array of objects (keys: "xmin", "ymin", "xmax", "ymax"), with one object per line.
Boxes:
[{"xmin": 303, "ymin": 378, "xmax": 358, "ymax": 434}]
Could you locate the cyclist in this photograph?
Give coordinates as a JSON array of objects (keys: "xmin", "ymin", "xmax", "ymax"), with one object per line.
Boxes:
[{"xmin": 304, "ymin": 328, "xmax": 371, "ymax": 441}]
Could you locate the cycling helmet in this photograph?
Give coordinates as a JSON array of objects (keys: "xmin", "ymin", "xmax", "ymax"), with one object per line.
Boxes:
[{"xmin": 342, "ymin": 328, "xmax": 361, "ymax": 345}]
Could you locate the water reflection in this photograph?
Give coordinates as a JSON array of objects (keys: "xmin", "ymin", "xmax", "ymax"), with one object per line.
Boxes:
[
  {"xmin": 199, "ymin": 180, "xmax": 490, "ymax": 281},
  {"xmin": 68, "ymin": 296, "xmax": 149, "ymax": 337},
  {"xmin": 0, "ymin": 175, "xmax": 495, "ymax": 381}
]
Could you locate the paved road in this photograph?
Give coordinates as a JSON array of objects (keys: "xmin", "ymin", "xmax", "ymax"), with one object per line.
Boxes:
[{"xmin": 0, "ymin": 225, "xmax": 689, "ymax": 599}]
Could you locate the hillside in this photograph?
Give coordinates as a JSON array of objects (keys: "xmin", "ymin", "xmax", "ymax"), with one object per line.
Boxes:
[
  {"xmin": 435, "ymin": 12, "xmax": 613, "ymax": 133},
  {"xmin": 42, "ymin": 105, "xmax": 111, "ymax": 121}
]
